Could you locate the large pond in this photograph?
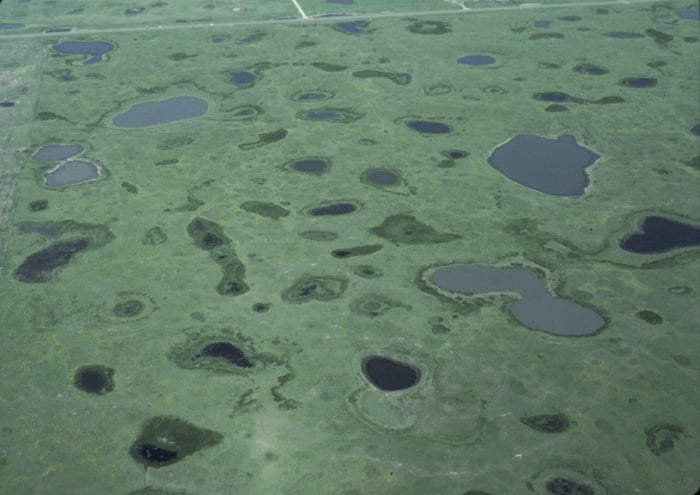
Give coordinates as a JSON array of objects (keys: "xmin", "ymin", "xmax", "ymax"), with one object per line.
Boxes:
[
  {"xmin": 33, "ymin": 144, "xmax": 84, "ymax": 162},
  {"xmin": 44, "ymin": 160, "xmax": 100, "ymax": 188},
  {"xmin": 52, "ymin": 40, "xmax": 115, "ymax": 65},
  {"xmin": 487, "ymin": 134, "xmax": 599, "ymax": 196},
  {"xmin": 430, "ymin": 265, "xmax": 605, "ymax": 336},
  {"xmin": 113, "ymin": 96, "xmax": 208, "ymax": 128}
]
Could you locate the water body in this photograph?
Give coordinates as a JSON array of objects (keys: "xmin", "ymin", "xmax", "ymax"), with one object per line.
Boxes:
[
  {"xmin": 367, "ymin": 170, "xmax": 399, "ymax": 186},
  {"xmin": 309, "ymin": 203, "xmax": 356, "ymax": 216},
  {"xmin": 229, "ymin": 71, "xmax": 257, "ymax": 85},
  {"xmin": 33, "ymin": 144, "xmax": 84, "ymax": 162},
  {"xmin": 430, "ymin": 265, "xmax": 605, "ymax": 336},
  {"xmin": 44, "ymin": 160, "xmax": 99, "ymax": 188},
  {"xmin": 113, "ymin": 96, "xmax": 208, "ymax": 128},
  {"xmin": 621, "ymin": 77, "xmax": 657, "ymax": 88},
  {"xmin": 0, "ymin": 101, "xmax": 16, "ymax": 108},
  {"xmin": 457, "ymin": 54, "xmax": 496, "ymax": 66},
  {"xmin": 0, "ymin": 23, "xmax": 24, "ymax": 30},
  {"xmin": 487, "ymin": 134, "xmax": 599, "ymax": 196},
  {"xmin": 52, "ymin": 41, "xmax": 115, "ymax": 65},
  {"xmin": 333, "ymin": 21, "xmax": 370, "ymax": 34},
  {"xmin": 361, "ymin": 356, "xmax": 420, "ymax": 391},
  {"xmin": 296, "ymin": 92, "xmax": 330, "ymax": 101},
  {"xmin": 620, "ymin": 216, "xmax": 700, "ymax": 254},
  {"xmin": 292, "ymin": 159, "xmax": 328, "ymax": 174},
  {"xmin": 406, "ymin": 120, "xmax": 451, "ymax": 134},
  {"xmin": 675, "ymin": 9, "xmax": 699, "ymax": 20},
  {"xmin": 535, "ymin": 92, "xmax": 570, "ymax": 102}
]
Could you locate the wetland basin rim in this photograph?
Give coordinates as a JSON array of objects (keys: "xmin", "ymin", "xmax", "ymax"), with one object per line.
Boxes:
[{"xmin": 0, "ymin": 0, "xmax": 670, "ymax": 40}]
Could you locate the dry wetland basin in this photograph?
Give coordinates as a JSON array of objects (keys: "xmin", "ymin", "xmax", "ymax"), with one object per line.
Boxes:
[{"xmin": 0, "ymin": 0, "xmax": 699, "ymax": 493}]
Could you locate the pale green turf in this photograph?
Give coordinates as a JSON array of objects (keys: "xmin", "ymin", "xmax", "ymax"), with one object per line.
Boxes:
[{"xmin": 0, "ymin": 0, "xmax": 699, "ymax": 494}]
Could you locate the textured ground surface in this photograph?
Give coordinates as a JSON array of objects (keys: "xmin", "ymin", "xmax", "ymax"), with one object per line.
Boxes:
[{"xmin": 0, "ymin": 0, "xmax": 699, "ymax": 494}]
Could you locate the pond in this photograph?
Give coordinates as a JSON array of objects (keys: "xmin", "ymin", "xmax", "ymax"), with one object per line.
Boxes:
[{"xmin": 113, "ymin": 96, "xmax": 208, "ymax": 128}]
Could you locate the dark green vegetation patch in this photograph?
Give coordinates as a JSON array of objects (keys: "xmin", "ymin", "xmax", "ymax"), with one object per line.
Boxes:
[
  {"xmin": 352, "ymin": 69, "xmax": 411, "ymax": 85},
  {"xmin": 74, "ymin": 364, "xmax": 114, "ymax": 395},
  {"xmin": 168, "ymin": 329, "xmax": 259, "ymax": 375},
  {"xmin": 129, "ymin": 416, "xmax": 223, "ymax": 468},
  {"xmin": 331, "ymin": 244, "xmax": 383, "ymax": 258},
  {"xmin": 187, "ymin": 217, "xmax": 230, "ymax": 250},
  {"xmin": 14, "ymin": 221, "xmax": 114, "ymax": 283},
  {"xmin": 300, "ymin": 230, "xmax": 338, "ymax": 241},
  {"xmin": 28, "ymin": 199, "xmax": 48, "ymax": 211},
  {"xmin": 406, "ymin": 19, "xmax": 451, "ymax": 34},
  {"xmin": 15, "ymin": 239, "xmax": 88, "ymax": 283},
  {"xmin": 350, "ymin": 294, "xmax": 408, "ymax": 318},
  {"xmin": 636, "ymin": 310, "xmax": 663, "ymax": 324},
  {"xmin": 369, "ymin": 214, "xmax": 461, "ymax": 244},
  {"xmin": 113, "ymin": 299, "xmax": 144, "ymax": 318},
  {"xmin": 186, "ymin": 217, "xmax": 248, "ymax": 296},
  {"xmin": 304, "ymin": 200, "xmax": 361, "ymax": 217},
  {"xmin": 221, "ymin": 104, "xmax": 264, "ymax": 121},
  {"xmin": 645, "ymin": 423, "xmax": 685, "ymax": 455},
  {"xmin": 240, "ymin": 201, "xmax": 290, "ymax": 219},
  {"xmin": 156, "ymin": 136, "xmax": 193, "ymax": 150},
  {"xmin": 545, "ymin": 478, "xmax": 595, "ymax": 495},
  {"xmin": 282, "ymin": 275, "xmax": 349, "ymax": 303},
  {"xmin": 296, "ymin": 107, "xmax": 364, "ymax": 124},
  {"xmin": 142, "ymin": 226, "xmax": 167, "ymax": 245},
  {"xmin": 239, "ymin": 128, "xmax": 287, "ymax": 150},
  {"xmin": 193, "ymin": 342, "xmax": 254, "ymax": 369},
  {"xmin": 311, "ymin": 62, "xmax": 348, "ymax": 72},
  {"xmin": 121, "ymin": 181, "xmax": 138, "ymax": 193},
  {"xmin": 520, "ymin": 414, "xmax": 570, "ymax": 433},
  {"xmin": 109, "ymin": 291, "xmax": 157, "ymax": 322},
  {"xmin": 352, "ymin": 264, "xmax": 383, "ymax": 279}
]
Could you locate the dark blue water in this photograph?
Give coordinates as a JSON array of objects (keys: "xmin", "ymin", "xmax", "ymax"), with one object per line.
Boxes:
[
  {"xmin": 620, "ymin": 216, "xmax": 700, "ymax": 254},
  {"xmin": 406, "ymin": 120, "xmax": 451, "ymax": 134}
]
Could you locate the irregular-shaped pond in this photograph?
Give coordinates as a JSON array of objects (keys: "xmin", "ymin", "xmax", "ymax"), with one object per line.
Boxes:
[
  {"xmin": 52, "ymin": 40, "xmax": 114, "ymax": 64},
  {"xmin": 430, "ymin": 265, "xmax": 605, "ymax": 336},
  {"xmin": 620, "ymin": 216, "xmax": 700, "ymax": 254},
  {"xmin": 487, "ymin": 134, "xmax": 599, "ymax": 196}
]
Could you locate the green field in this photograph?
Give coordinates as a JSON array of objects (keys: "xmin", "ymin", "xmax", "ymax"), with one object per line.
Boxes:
[{"xmin": 1, "ymin": 0, "xmax": 699, "ymax": 494}]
